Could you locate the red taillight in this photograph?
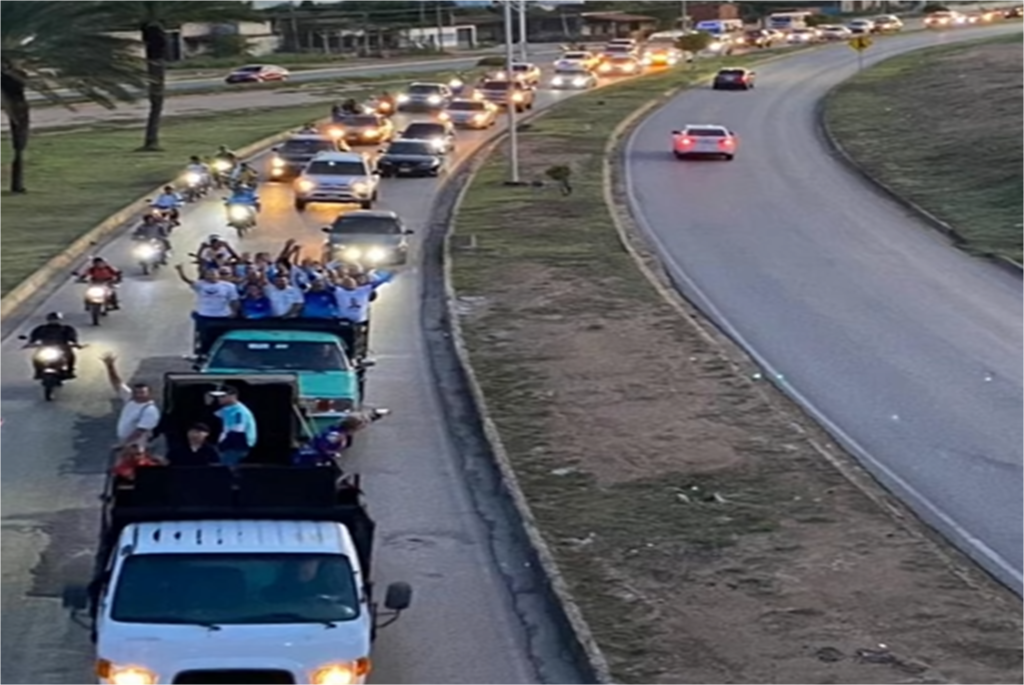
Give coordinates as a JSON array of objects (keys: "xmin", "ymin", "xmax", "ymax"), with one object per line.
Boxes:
[
  {"xmin": 719, "ymin": 138, "xmax": 734, "ymax": 148},
  {"xmin": 679, "ymin": 137, "xmax": 693, "ymax": 146}
]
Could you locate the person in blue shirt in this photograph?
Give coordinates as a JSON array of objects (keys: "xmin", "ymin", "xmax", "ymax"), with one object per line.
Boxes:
[
  {"xmin": 240, "ymin": 283, "xmax": 273, "ymax": 319},
  {"xmin": 302, "ymin": 278, "xmax": 340, "ymax": 319},
  {"xmin": 226, "ymin": 184, "xmax": 261, "ymax": 212},
  {"xmin": 212, "ymin": 386, "xmax": 258, "ymax": 466},
  {"xmin": 151, "ymin": 185, "xmax": 183, "ymax": 224}
]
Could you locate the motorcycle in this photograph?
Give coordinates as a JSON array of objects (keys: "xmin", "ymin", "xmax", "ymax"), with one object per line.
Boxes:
[
  {"xmin": 226, "ymin": 202, "xmax": 257, "ymax": 238},
  {"xmin": 81, "ymin": 282, "xmax": 116, "ymax": 326},
  {"xmin": 211, "ymin": 159, "xmax": 236, "ymax": 188},
  {"xmin": 19, "ymin": 338, "xmax": 83, "ymax": 401},
  {"xmin": 372, "ymin": 98, "xmax": 395, "ymax": 117},
  {"xmin": 149, "ymin": 205, "xmax": 180, "ymax": 230},
  {"xmin": 132, "ymin": 239, "xmax": 167, "ymax": 275},
  {"xmin": 182, "ymin": 171, "xmax": 209, "ymax": 202}
]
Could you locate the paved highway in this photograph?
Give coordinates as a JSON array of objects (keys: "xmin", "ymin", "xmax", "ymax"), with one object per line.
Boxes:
[
  {"xmin": 0, "ymin": 73, "xmax": 589, "ymax": 683},
  {"xmin": 624, "ymin": 24, "xmax": 1024, "ymax": 593}
]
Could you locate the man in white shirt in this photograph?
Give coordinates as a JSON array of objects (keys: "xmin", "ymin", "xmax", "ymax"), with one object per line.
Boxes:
[
  {"xmin": 101, "ymin": 353, "xmax": 161, "ymax": 449},
  {"xmin": 264, "ymin": 273, "xmax": 304, "ymax": 318},
  {"xmin": 175, "ymin": 265, "xmax": 240, "ymax": 351}
]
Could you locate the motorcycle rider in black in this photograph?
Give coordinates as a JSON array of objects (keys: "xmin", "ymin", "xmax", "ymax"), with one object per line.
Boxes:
[{"xmin": 25, "ymin": 312, "xmax": 79, "ymax": 379}]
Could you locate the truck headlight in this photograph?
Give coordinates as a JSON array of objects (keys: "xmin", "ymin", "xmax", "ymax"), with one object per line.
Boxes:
[
  {"xmin": 366, "ymin": 247, "xmax": 387, "ymax": 263},
  {"xmin": 351, "ymin": 181, "xmax": 369, "ymax": 194},
  {"xmin": 96, "ymin": 661, "xmax": 158, "ymax": 685},
  {"xmin": 427, "ymin": 94, "xmax": 442, "ymax": 105},
  {"xmin": 311, "ymin": 659, "xmax": 371, "ymax": 685}
]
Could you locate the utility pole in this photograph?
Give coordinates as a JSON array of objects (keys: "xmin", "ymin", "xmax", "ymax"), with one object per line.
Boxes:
[
  {"xmin": 680, "ymin": 0, "xmax": 689, "ymax": 30},
  {"xmin": 504, "ymin": 0, "xmax": 520, "ymax": 184},
  {"xmin": 518, "ymin": 0, "xmax": 529, "ymax": 62},
  {"xmin": 435, "ymin": 1, "xmax": 444, "ymax": 51}
]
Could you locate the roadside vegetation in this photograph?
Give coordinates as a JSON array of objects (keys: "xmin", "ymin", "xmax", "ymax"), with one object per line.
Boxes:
[
  {"xmin": 825, "ymin": 34, "xmax": 1023, "ymax": 262},
  {"xmin": 450, "ymin": 57, "xmax": 1023, "ymax": 683}
]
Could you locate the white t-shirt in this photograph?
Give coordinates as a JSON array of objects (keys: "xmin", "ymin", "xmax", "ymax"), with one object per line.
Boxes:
[
  {"xmin": 116, "ymin": 385, "xmax": 161, "ymax": 445},
  {"xmin": 265, "ymin": 284, "xmax": 304, "ymax": 317},
  {"xmin": 192, "ymin": 280, "xmax": 239, "ymax": 317},
  {"xmin": 334, "ymin": 284, "xmax": 374, "ymax": 324}
]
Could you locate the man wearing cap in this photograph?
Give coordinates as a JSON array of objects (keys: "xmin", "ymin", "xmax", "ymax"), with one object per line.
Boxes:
[
  {"xmin": 165, "ymin": 423, "xmax": 221, "ymax": 466},
  {"xmin": 211, "ymin": 387, "xmax": 258, "ymax": 466}
]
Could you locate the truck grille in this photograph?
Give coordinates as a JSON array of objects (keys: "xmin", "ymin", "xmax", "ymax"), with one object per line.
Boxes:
[{"xmin": 173, "ymin": 670, "xmax": 295, "ymax": 684}]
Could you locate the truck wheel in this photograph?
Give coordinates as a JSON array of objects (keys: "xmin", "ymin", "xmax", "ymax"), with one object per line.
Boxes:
[
  {"xmin": 294, "ymin": 199, "xmax": 307, "ymax": 211},
  {"xmin": 360, "ymin": 199, "xmax": 374, "ymax": 210}
]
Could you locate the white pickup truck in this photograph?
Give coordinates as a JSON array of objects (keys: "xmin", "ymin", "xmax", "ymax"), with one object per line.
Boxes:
[{"xmin": 63, "ymin": 374, "xmax": 411, "ymax": 685}]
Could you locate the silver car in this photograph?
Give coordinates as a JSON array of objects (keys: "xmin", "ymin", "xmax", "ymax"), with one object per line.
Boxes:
[
  {"xmin": 396, "ymin": 82, "xmax": 453, "ymax": 112},
  {"xmin": 441, "ymin": 99, "xmax": 499, "ymax": 129},
  {"xmin": 550, "ymin": 65, "xmax": 597, "ymax": 90},
  {"xmin": 293, "ymin": 151, "xmax": 379, "ymax": 211}
]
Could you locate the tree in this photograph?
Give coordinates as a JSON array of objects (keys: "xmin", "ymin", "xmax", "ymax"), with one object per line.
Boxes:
[
  {"xmin": 1, "ymin": 1, "xmax": 143, "ymax": 193},
  {"xmin": 676, "ymin": 31, "xmax": 712, "ymax": 65},
  {"xmin": 98, "ymin": 1, "xmax": 259, "ymax": 151}
]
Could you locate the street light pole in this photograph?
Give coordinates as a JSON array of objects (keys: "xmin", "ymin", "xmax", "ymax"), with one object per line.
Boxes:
[
  {"xmin": 680, "ymin": 0, "xmax": 689, "ymax": 30},
  {"xmin": 504, "ymin": 0, "xmax": 520, "ymax": 183},
  {"xmin": 518, "ymin": 0, "xmax": 529, "ymax": 62}
]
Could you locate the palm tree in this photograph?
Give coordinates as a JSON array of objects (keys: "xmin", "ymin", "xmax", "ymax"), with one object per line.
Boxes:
[
  {"xmin": 1, "ymin": 1, "xmax": 144, "ymax": 193},
  {"xmin": 99, "ymin": 1, "xmax": 259, "ymax": 151}
]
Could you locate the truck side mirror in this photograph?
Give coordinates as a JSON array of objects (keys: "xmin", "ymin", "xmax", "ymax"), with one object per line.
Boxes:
[
  {"xmin": 671, "ymin": 130, "xmax": 681, "ymax": 135},
  {"xmin": 360, "ymin": 358, "xmax": 377, "ymax": 368},
  {"xmin": 384, "ymin": 581, "xmax": 412, "ymax": 611},
  {"xmin": 403, "ymin": 229, "xmax": 414, "ymax": 235},
  {"xmin": 62, "ymin": 585, "xmax": 89, "ymax": 611},
  {"xmin": 321, "ymin": 227, "xmax": 332, "ymax": 234}
]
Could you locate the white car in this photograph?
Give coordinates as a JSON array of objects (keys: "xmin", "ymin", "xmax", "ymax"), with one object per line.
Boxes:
[
  {"xmin": 787, "ymin": 28, "xmax": 820, "ymax": 43},
  {"xmin": 293, "ymin": 151, "xmax": 380, "ymax": 211},
  {"xmin": 510, "ymin": 62, "xmax": 542, "ymax": 86},
  {"xmin": 225, "ymin": 64, "xmax": 289, "ymax": 84},
  {"xmin": 550, "ymin": 65, "xmax": 597, "ymax": 90},
  {"xmin": 818, "ymin": 24, "xmax": 853, "ymax": 40},
  {"xmin": 847, "ymin": 18, "xmax": 876, "ymax": 34},
  {"xmin": 554, "ymin": 51, "xmax": 598, "ymax": 71},
  {"xmin": 671, "ymin": 124, "xmax": 738, "ymax": 161}
]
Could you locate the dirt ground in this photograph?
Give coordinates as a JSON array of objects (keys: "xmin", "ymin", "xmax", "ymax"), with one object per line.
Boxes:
[
  {"xmin": 825, "ymin": 35, "xmax": 1023, "ymax": 261},
  {"xmin": 451, "ymin": 73, "xmax": 1023, "ymax": 684}
]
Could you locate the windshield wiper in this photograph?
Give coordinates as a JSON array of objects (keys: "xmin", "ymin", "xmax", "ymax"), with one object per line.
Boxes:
[
  {"xmin": 138, "ymin": 617, "xmax": 221, "ymax": 631},
  {"xmin": 233, "ymin": 612, "xmax": 339, "ymax": 628}
]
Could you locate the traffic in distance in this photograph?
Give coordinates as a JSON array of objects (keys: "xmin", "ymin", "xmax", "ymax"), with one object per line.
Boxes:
[{"xmin": 19, "ymin": 39, "xmax": 694, "ymax": 685}]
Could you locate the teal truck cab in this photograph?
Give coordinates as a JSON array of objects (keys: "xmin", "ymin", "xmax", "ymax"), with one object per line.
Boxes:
[{"xmin": 192, "ymin": 318, "xmax": 374, "ymax": 432}]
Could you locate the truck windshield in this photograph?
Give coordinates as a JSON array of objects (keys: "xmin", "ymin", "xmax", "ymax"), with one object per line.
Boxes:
[
  {"xmin": 209, "ymin": 340, "xmax": 350, "ymax": 371},
  {"xmin": 110, "ymin": 553, "xmax": 360, "ymax": 625}
]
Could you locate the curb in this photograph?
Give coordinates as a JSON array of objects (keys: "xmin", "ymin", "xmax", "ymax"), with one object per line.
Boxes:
[{"xmin": 0, "ymin": 127, "xmax": 311, "ymax": 322}]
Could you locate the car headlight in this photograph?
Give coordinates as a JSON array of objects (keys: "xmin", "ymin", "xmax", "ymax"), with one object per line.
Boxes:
[
  {"xmin": 708, "ymin": 42, "xmax": 722, "ymax": 51},
  {"xmin": 552, "ymin": 77, "xmax": 564, "ymax": 86},
  {"xmin": 329, "ymin": 127, "xmax": 344, "ymax": 139},
  {"xmin": 343, "ymin": 247, "xmax": 363, "ymax": 261},
  {"xmin": 365, "ymin": 247, "xmax": 388, "ymax": 263},
  {"xmin": 228, "ymin": 205, "xmax": 251, "ymax": 221},
  {"xmin": 572, "ymin": 77, "xmax": 587, "ymax": 87},
  {"xmin": 363, "ymin": 128, "xmax": 380, "ymax": 138},
  {"xmin": 352, "ymin": 181, "xmax": 370, "ymax": 194},
  {"xmin": 438, "ymin": 112, "xmax": 451, "ymax": 121},
  {"xmin": 86, "ymin": 286, "xmax": 107, "ymax": 300},
  {"xmin": 36, "ymin": 347, "xmax": 63, "ymax": 363},
  {"xmin": 427, "ymin": 94, "xmax": 442, "ymax": 105},
  {"xmin": 397, "ymin": 94, "xmax": 410, "ymax": 103},
  {"xmin": 472, "ymin": 113, "xmax": 487, "ymax": 123},
  {"xmin": 511, "ymin": 92, "xmax": 524, "ymax": 102},
  {"xmin": 430, "ymin": 137, "xmax": 446, "ymax": 150},
  {"xmin": 96, "ymin": 661, "xmax": 158, "ymax": 685},
  {"xmin": 184, "ymin": 171, "xmax": 202, "ymax": 185},
  {"xmin": 271, "ymin": 157, "xmax": 286, "ymax": 168},
  {"xmin": 134, "ymin": 244, "xmax": 157, "ymax": 259},
  {"xmin": 296, "ymin": 179, "xmax": 316, "ymax": 192},
  {"xmin": 311, "ymin": 659, "xmax": 371, "ymax": 685},
  {"xmin": 599, "ymin": 63, "xmax": 612, "ymax": 73}
]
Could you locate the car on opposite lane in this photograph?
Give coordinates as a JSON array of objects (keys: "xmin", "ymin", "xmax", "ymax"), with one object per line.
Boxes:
[
  {"xmin": 439, "ymin": 98, "xmax": 499, "ymax": 129},
  {"xmin": 328, "ymin": 112, "xmax": 395, "ymax": 147},
  {"xmin": 550, "ymin": 64, "xmax": 598, "ymax": 90},
  {"xmin": 924, "ymin": 9, "xmax": 968, "ymax": 27},
  {"xmin": 397, "ymin": 82, "xmax": 453, "ymax": 112},
  {"xmin": 224, "ymin": 64, "xmax": 289, "ymax": 84},
  {"xmin": 321, "ymin": 210, "xmax": 414, "ymax": 266},
  {"xmin": 397, "ymin": 120, "xmax": 456, "ymax": 155},
  {"xmin": 268, "ymin": 133, "xmax": 350, "ymax": 181},
  {"xmin": 739, "ymin": 29, "xmax": 778, "ymax": 48},
  {"xmin": 872, "ymin": 14, "xmax": 904, "ymax": 32},
  {"xmin": 818, "ymin": 24, "xmax": 853, "ymax": 40},
  {"xmin": 670, "ymin": 124, "xmax": 738, "ymax": 161},
  {"xmin": 509, "ymin": 62, "xmax": 542, "ymax": 86},
  {"xmin": 293, "ymin": 151, "xmax": 380, "ymax": 211},
  {"xmin": 712, "ymin": 68, "xmax": 755, "ymax": 90},
  {"xmin": 376, "ymin": 139, "xmax": 446, "ymax": 178}
]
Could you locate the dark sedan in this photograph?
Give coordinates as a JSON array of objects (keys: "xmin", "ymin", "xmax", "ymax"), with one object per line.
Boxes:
[
  {"xmin": 398, "ymin": 121, "xmax": 456, "ymax": 154},
  {"xmin": 712, "ymin": 68, "xmax": 756, "ymax": 90},
  {"xmin": 376, "ymin": 139, "xmax": 445, "ymax": 178},
  {"xmin": 321, "ymin": 210, "xmax": 413, "ymax": 266}
]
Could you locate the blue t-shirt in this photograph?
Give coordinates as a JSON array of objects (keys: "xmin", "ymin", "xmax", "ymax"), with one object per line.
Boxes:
[
  {"xmin": 241, "ymin": 295, "xmax": 273, "ymax": 319},
  {"xmin": 215, "ymin": 403, "xmax": 258, "ymax": 448},
  {"xmin": 303, "ymin": 290, "xmax": 339, "ymax": 319}
]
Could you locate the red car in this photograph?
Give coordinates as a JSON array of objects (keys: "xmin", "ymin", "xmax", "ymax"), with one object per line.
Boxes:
[{"xmin": 224, "ymin": 64, "xmax": 290, "ymax": 84}]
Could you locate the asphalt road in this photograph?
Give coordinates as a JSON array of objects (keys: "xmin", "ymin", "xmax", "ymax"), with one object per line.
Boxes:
[
  {"xmin": 624, "ymin": 23, "xmax": 1024, "ymax": 593},
  {"xmin": 0, "ymin": 74, "xmax": 590, "ymax": 683}
]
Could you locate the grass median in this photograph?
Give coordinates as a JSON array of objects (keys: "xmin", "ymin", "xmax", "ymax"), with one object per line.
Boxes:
[
  {"xmin": 450, "ymin": 55, "xmax": 1024, "ymax": 683},
  {"xmin": 824, "ymin": 33, "xmax": 1023, "ymax": 261}
]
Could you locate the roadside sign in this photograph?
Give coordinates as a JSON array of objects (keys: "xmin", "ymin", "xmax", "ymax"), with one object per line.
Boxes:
[{"xmin": 848, "ymin": 35, "xmax": 873, "ymax": 52}]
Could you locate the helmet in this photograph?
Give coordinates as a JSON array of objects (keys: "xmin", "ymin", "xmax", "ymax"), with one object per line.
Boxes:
[
  {"xmin": 189, "ymin": 155, "xmax": 201, "ymax": 163},
  {"xmin": 45, "ymin": 312, "xmax": 63, "ymax": 322},
  {"xmin": 92, "ymin": 256, "xmax": 106, "ymax": 264},
  {"xmin": 208, "ymin": 233, "xmax": 222, "ymax": 243}
]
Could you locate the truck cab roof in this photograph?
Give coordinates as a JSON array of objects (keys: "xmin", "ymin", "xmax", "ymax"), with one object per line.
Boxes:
[{"xmin": 128, "ymin": 519, "xmax": 355, "ymax": 556}]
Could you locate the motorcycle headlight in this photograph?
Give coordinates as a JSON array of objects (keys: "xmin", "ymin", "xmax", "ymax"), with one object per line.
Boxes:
[
  {"xmin": 228, "ymin": 205, "xmax": 251, "ymax": 221},
  {"xmin": 134, "ymin": 244, "xmax": 157, "ymax": 259},
  {"xmin": 329, "ymin": 127, "xmax": 344, "ymax": 139},
  {"xmin": 365, "ymin": 247, "xmax": 387, "ymax": 263},
  {"xmin": 36, "ymin": 347, "xmax": 63, "ymax": 363},
  {"xmin": 351, "ymin": 182, "xmax": 369, "ymax": 194},
  {"xmin": 449, "ymin": 79, "xmax": 464, "ymax": 88},
  {"xmin": 213, "ymin": 160, "xmax": 231, "ymax": 172},
  {"xmin": 362, "ymin": 128, "xmax": 380, "ymax": 138},
  {"xmin": 184, "ymin": 172, "xmax": 201, "ymax": 185},
  {"xmin": 271, "ymin": 157, "xmax": 286, "ymax": 168},
  {"xmin": 86, "ymin": 286, "xmax": 107, "ymax": 300},
  {"xmin": 552, "ymin": 77, "xmax": 564, "ymax": 86},
  {"xmin": 599, "ymin": 63, "xmax": 612, "ymax": 73},
  {"xmin": 310, "ymin": 659, "xmax": 371, "ymax": 685},
  {"xmin": 343, "ymin": 247, "xmax": 363, "ymax": 261}
]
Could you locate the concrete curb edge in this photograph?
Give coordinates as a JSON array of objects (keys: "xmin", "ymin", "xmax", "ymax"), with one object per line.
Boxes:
[{"xmin": 436, "ymin": 107, "xmax": 616, "ymax": 683}]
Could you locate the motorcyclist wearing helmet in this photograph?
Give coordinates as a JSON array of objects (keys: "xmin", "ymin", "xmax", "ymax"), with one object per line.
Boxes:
[
  {"xmin": 211, "ymin": 146, "xmax": 239, "ymax": 186},
  {"xmin": 132, "ymin": 214, "xmax": 172, "ymax": 260},
  {"xmin": 299, "ymin": 122, "xmax": 319, "ymax": 134},
  {"xmin": 377, "ymin": 90, "xmax": 395, "ymax": 114},
  {"xmin": 340, "ymin": 98, "xmax": 360, "ymax": 115},
  {"xmin": 25, "ymin": 312, "xmax": 80, "ymax": 378},
  {"xmin": 214, "ymin": 145, "xmax": 238, "ymax": 166},
  {"xmin": 78, "ymin": 257, "xmax": 123, "ymax": 309}
]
